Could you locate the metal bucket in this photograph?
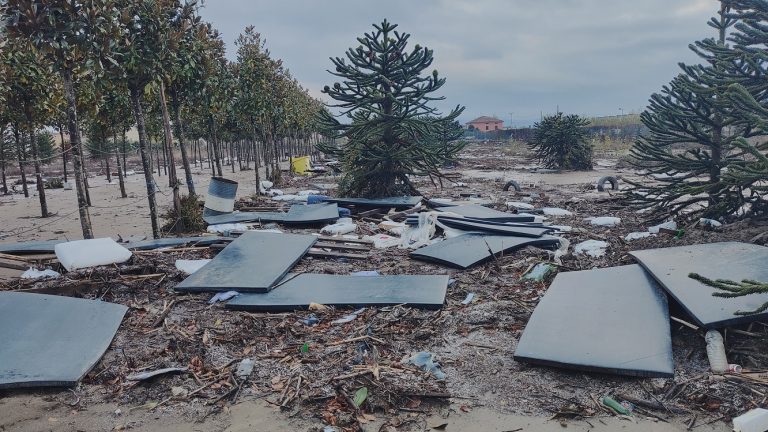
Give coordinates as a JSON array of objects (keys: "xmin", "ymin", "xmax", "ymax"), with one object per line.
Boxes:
[{"xmin": 204, "ymin": 177, "xmax": 238, "ymax": 216}]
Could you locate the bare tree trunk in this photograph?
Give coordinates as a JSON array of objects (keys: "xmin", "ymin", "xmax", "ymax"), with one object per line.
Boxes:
[
  {"xmin": 170, "ymin": 87, "xmax": 195, "ymax": 196},
  {"xmin": 58, "ymin": 125, "xmax": 67, "ymax": 183},
  {"xmin": 159, "ymin": 82, "xmax": 182, "ymax": 232},
  {"xmin": 122, "ymin": 128, "xmax": 128, "ymax": 173},
  {"xmin": 129, "ymin": 82, "xmax": 160, "ymax": 239},
  {"xmin": 61, "ymin": 68, "xmax": 93, "ymax": 239},
  {"xmin": 0, "ymin": 126, "xmax": 7, "ymax": 195},
  {"xmin": 209, "ymin": 117, "xmax": 223, "ymax": 177},
  {"xmin": 25, "ymin": 105, "xmax": 48, "ymax": 217},
  {"xmin": 114, "ymin": 130, "xmax": 127, "ymax": 198},
  {"xmin": 14, "ymin": 124, "xmax": 29, "ymax": 197}
]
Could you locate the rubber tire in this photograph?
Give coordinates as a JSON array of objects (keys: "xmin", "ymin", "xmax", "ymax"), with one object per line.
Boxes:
[
  {"xmin": 597, "ymin": 176, "xmax": 619, "ymax": 192},
  {"xmin": 503, "ymin": 180, "xmax": 521, "ymax": 192}
]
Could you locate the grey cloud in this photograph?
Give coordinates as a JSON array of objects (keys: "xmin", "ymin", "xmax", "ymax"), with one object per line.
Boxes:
[{"xmin": 200, "ymin": 0, "xmax": 716, "ymax": 125}]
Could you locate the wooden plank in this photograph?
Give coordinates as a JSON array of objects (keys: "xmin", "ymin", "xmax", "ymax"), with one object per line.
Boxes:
[
  {"xmin": 0, "ymin": 253, "xmax": 31, "ymax": 263},
  {"xmin": 0, "ymin": 260, "xmax": 29, "ymax": 271},
  {"xmin": 314, "ymin": 242, "xmax": 371, "ymax": 252},
  {"xmin": 307, "ymin": 250, "xmax": 368, "ymax": 260}
]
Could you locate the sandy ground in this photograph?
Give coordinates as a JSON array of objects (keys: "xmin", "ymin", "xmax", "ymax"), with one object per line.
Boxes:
[
  {"xmin": 0, "ymin": 163, "xmax": 264, "ymax": 243},
  {"xmin": 0, "ymin": 151, "xmax": 742, "ymax": 431},
  {"xmin": 0, "ymin": 395, "xmax": 728, "ymax": 431}
]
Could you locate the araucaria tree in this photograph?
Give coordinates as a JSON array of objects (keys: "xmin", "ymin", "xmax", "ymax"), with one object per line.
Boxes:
[
  {"xmin": 628, "ymin": 1, "xmax": 768, "ymax": 220},
  {"xmin": 528, "ymin": 112, "xmax": 592, "ymax": 170},
  {"xmin": 320, "ymin": 19, "xmax": 465, "ymax": 198}
]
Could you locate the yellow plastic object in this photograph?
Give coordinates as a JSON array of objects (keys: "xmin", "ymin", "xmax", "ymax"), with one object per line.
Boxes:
[{"xmin": 291, "ymin": 156, "xmax": 311, "ymax": 175}]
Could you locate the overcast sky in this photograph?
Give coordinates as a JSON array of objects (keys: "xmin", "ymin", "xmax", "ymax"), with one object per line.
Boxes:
[{"xmin": 200, "ymin": 0, "xmax": 716, "ymax": 126}]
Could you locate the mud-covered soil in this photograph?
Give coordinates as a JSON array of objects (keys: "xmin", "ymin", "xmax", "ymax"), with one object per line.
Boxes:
[{"xmin": 1, "ymin": 142, "xmax": 766, "ymax": 431}]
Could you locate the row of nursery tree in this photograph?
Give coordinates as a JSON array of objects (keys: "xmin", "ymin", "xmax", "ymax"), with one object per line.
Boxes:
[{"xmin": 0, "ymin": 0, "xmax": 329, "ymax": 239}]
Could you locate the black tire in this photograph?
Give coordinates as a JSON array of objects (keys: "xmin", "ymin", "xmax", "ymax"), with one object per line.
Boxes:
[
  {"xmin": 597, "ymin": 176, "xmax": 619, "ymax": 192},
  {"xmin": 503, "ymin": 180, "xmax": 521, "ymax": 192}
]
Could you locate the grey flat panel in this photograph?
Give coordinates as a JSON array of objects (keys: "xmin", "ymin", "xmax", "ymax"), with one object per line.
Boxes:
[
  {"xmin": 125, "ymin": 236, "xmax": 228, "ymax": 250},
  {"xmin": 436, "ymin": 204, "xmax": 531, "ymax": 222},
  {"xmin": 226, "ymin": 274, "xmax": 448, "ymax": 311},
  {"xmin": 410, "ymin": 234, "xmax": 560, "ymax": 269},
  {"xmin": 284, "ymin": 203, "xmax": 339, "ymax": 224},
  {"xmin": 0, "ymin": 292, "xmax": 127, "ymax": 388},
  {"xmin": 434, "ymin": 218, "xmax": 552, "ymax": 238},
  {"xmin": 175, "ymin": 232, "xmax": 316, "ymax": 293},
  {"xmin": 630, "ymin": 242, "xmax": 768, "ymax": 328},
  {"xmin": 0, "ymin": 240, "xmax": 65, "ymax": 254},
  {"xmin": 203, "ymin": 211, "xmax": 287, "ymax": 225},
  {"xmin": 325, "ymin": 196, "xmax": 422, "ymax": 210},
  {"xmin": 514, "ymin": 265, "xmax": 673, "ymax": 377}
]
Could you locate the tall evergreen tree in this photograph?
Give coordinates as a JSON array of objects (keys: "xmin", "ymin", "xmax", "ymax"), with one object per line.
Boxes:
[
  {"xmin": 319, "ymin": 19, "xmax": 465, "ymax": 198},
  {"xmin": 528, "ymin": 112, "xmax": 593, "ymax": 170},
  {"xmin": 627, "ymin": 2, "xmax": 766, "ymax": 220}
]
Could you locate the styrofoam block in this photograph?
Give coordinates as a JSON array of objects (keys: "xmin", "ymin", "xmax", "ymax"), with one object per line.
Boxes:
[{"xmin": 55, "ymin": 238, "xmax": 132, "ymax": 272}]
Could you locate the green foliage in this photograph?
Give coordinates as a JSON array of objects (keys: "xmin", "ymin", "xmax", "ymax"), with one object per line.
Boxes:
[
  {"xmin": 689, "ymin": 272, "xmax": 768, "ymax": 315},
  {"xmin": 319, "ymin": 19, "xmax": 465, "ymax": 198},
  {"xmin": 161, "ymin": 194, "xmax": 205, "ymax": 233},
  {"xmin": 528, "ymin": 112, "xmax": 593, "ymax": 170},
  {"xmin": 627, "ymin": 2, "xmax": 768, "ymax": 221},
  {"xmin": 36, "ymin": 132, "xmax": 55, "ymax": 162}
]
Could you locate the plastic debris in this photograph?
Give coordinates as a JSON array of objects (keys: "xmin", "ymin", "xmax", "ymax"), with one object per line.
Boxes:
[
  {"xmin": 700, "ymin": 218, "xmax": 723, "ymax": 228},
  {"xmin": 404, "ymin": 351, "xmax": 446, "ymax": 380},
  {"xmin": 126, "ymin": 367, "xmax": 188, "ymax": 381},
  {"xmin": 321, "ymin": 218, "xmax": 357, "ymax": 235},
  {"xmin": 20, "ymin": 268, "xmax": 60, "ymax": 279},
  {"xmin": 549, "ymin": 225, "xmax": 572, "ymax": 232},
  {"xmin": 506, "ymin": 201, "xmax": 534, "ymax": 210},
  {"xmin": 331, "ymin": 308, "xmax": 366, "ymax": 324},
  {"xmin": 206, "ymin": 223, "xmax": 249, "ymax": 234},
  {"xmin": 705, "ymin": 330, "xmax": 728, "ymax": 373},
  {"xmin": 236, "ymin": 358, "xmax": 255, "ymax": 379},
  {"xmin": 400, "ymin": 212, "xmax": 438, "ymax": 249},
  {"xmin": 363, "ymin": 233, "xmax": 401, "ymax": 248},
  {"xmin": 522, "ymin": 263, "xmax": 555, "ymax": 281},
  {"xmin": 272, "ymin": 194, "xmax": 306, "ymax": 202},
  {"xmin": 307, "ymin": 194, "xmax": 330, "ymax": 205},
  {"xmin": 625, "ymin": 232, "xmax": 653, "ymax": 241},
  {"xmin": 586, "ymin": 216, "xmax": 621, "ymax": 227},
  {"xmin": 574, "ymin": 240, "xmax": 608, "ymax": 258},
  {"xmin": 542, "ymin": 207, "xmax": 572, "ymax": 217},
  {"xmin": 302, "ymin": 314, "xmax": 320, "ymax": 326},
  {"xmin": 378, "ymin": 220, "xmax": 406, "ymax": 235},
  {"xmin": 174, "ymin": 259, "xmax": 211, "ymax": 275},
  {"xmin": 350, "ymin": 270, "xmax": 380, "ymax": 277},
  {"xmin": 298, "ymin": 190, "xmax": 320, "ymax": 196},
  {"xmin": 648, "ymin": 221, "xmax": 676, "ymax": 233},
  {"xmin": 601, "ymin": 396, "xmax": 632, "ymax": 416},
  {"xmin": 733, "ymin": 408, "xmax": 768, "ymax": 432},
  {"xmin": 461, "ymin": 293, "xmax": 475, "ymax": 305},
  {"xmin": 208, "ymin": 290, "xmax": 240, "ymax": 304}
]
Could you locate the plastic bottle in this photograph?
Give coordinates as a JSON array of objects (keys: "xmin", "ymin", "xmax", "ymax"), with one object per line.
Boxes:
[{"xmin": 705, "ymin": 330, "xmax": 728, "ymax": 373}]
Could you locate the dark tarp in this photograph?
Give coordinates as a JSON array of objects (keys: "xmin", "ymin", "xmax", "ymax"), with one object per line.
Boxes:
[
  {"xmin": 125, "ymin": 236, "xmax": 229, "ymax": 250},
  {"xmin": 410, "ymin": 234, "xmax": 561, "ymax": 269},
  {"xmin": 324, "ymin": 196, "xmax": 422, "ymax": 210},
  {"xmin": 435, "ymin": 204, "xmax": 535, "ymax": 222},
  {"xmin": 630, "ymin": 242, "xmax": 768, "ymax": 328},
  {"xmin": 175, "ymin": 232, "xmax": 316, "ymax": 293},
  {"xmin": 0, "ymin": 292, "xmax": 127, "ymax": 388},
  {"xmin": 226, "ymin": 273, "xmax": 448, "ymax": 311},
  {"xmin": 0, "ymin": 240, "xmax": 65, "ymax": 255},
  {"xmin": 514, "ymin": 265, "xmax": 673, "ymax": 378}
]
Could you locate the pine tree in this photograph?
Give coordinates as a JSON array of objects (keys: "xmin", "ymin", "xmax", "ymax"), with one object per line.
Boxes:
[
  {"xmin": 319, "ymin": 19, "xmax": 465, "ymax": 198},
  {"xmin": 627, "ymin": 2, "xmax": 767, "ymax": 220},
  {"xmin": 527, "ymin": 112, "xmax": 593, "ymax": 170}
]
